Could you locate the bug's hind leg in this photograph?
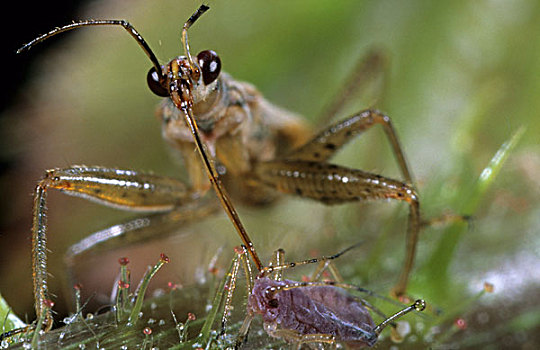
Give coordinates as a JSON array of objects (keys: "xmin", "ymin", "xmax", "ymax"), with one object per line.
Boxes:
[
  {"xmin": 317, "ymin": 48, "xmax": 388, "ymax": 125},
  {"xmin": 63, "ymin": 199, "xmax": 219, "ymax": 299}
]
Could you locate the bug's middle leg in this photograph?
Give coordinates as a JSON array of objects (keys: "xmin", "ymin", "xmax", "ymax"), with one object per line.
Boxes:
[{"xmin": 286, "ymin": 109, "xmax": 414, "ymax": 185}]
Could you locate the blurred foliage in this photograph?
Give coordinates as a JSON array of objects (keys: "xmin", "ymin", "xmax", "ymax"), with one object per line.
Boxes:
[{"xmin": 1, "ymin": 0, "xmax": 539, "ymax": 348}]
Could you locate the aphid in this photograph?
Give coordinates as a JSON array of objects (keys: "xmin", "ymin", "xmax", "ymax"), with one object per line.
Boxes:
[
  {"xmin": 219, "ymin": 245, "xmax": 426, "ymax": 349},
  {"xmin": 14, "ymin": 2, "xmax": 420, "ymax": 335}
]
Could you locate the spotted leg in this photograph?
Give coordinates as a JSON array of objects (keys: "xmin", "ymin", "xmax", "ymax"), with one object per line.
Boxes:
[
  {"xmin": 254, "ymin": 109, "xmax": 418, "ymax": 296},
  {"xmin": 31, "ymin": 166, "xmax": 212, "ymax": 330}
]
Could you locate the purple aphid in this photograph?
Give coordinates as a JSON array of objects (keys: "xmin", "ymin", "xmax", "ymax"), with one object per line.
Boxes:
[
  {"xmin": 249, "ymin": 276, "xmax": 379, "ymax": 348},
  {"xmin": 226, "ymin": 246, "xmax": 426, "ymax": 349}
]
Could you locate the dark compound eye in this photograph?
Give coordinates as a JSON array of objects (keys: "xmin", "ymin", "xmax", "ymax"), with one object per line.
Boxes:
[
  {"xmin": 268, "ymin": 298, "xmax": 279, "ymax": 308},
  {"xmin": 197, "ymin": 50, "xmax": 221, "ymax": 85},
  {"xmin": 147, "ymin": 66, "xmax": 169, "ymax": 97}
]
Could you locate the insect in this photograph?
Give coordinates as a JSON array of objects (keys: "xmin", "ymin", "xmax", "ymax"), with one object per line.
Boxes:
[
  {"xmin": 15, "ymin": 2, "xmax": 420, "ymax": 334},
  {"xmin": 219, "ymin": 245, "xmax": 426, "ymax": 349}
]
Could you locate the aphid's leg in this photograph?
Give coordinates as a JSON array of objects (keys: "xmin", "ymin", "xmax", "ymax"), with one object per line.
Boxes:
[
  {"xmin": 298, "ymin": 241, "xmax": 365, "ymax": 284},
  {"xmin": 31, "ymin": 166, "xmax": 206, "ymax": 330},
  {"xmin": 264, "ymin": 328, "xmax": 336, "ymax": 350},
  {"xmin": 234, "ymin": 314, "xmax": 254, "ymax": 350},
  {"xmin": 310, "ymin": 258, "xmax": 344, "ymax": 283},
  {"xmin": 268, "ymin": 249, "xmax": 285, "ymax": 281},
  {"xmin": 373, "ymin": 299, "xmax": 426, "ymax": 335},
  {"xmin": 212, "ymin": 246, "xmax": 254, "ymax": 348},
  {"xmin": 318, "ymin": 49, "xmax": 388, "ymax": 125}
]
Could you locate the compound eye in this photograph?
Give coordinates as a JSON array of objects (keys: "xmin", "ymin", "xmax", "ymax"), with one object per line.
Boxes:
[
  {"xmin": 268, "ymin": 298, "xmax": 279, "ymax": 308},
  {"xmin": 197, "ymin": 50, "xmax": 221, "ymax": 85},
  {"xmin": 147, "ymin": 67, "xmax": 169, "ymax": 97}
]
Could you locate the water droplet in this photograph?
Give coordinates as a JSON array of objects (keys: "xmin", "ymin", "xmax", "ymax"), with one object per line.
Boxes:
[{"xmin": 395, "ymin": 320, "xmax": 411, "ymax": 337}]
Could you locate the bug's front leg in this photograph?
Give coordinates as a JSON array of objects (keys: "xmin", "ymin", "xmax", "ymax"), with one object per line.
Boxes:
[{"xmin": 31, "ymin": 166, "xmax": 200, "ymax": 330}]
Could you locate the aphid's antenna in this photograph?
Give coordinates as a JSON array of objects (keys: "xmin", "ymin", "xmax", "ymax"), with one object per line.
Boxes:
[
  {"xmin": 373, "ymin": 299, "xmax": 426, "ymax": 335},
  {"xmin": 260, "ymin": 241, "xmax": 365, "ymax": 277},
  {"xmin": 182, "ymin": 4, "xmax": 209, "ymax": 74},
  {"xmin": 17, "ymin": 20, "xmax": 164, "ymax": 83}
]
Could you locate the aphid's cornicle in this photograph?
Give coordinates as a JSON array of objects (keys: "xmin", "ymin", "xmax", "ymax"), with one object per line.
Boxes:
[{"xmin": 14, "ymin": 3, "xmax": 426, "ymax": 343}]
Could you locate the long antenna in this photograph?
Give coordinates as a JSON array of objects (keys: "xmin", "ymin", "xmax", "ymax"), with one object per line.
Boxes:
[
  {"xmin": 17, "ymin": 20, "xmax": 164, "ymax": 82},
  {"xmin": 17, "ymin": 4, "xmax": 264, "ymax": 271}
]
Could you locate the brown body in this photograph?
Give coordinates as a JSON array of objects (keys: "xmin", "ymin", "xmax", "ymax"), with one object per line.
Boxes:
[{"xmin": 159, "ymin": 72, "xmax": 311, "ymax": 204}]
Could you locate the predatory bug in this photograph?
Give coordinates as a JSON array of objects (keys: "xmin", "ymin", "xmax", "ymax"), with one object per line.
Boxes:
[
  {"xmin": 14, "ymin": 4, "xmax": 263, "ymax": 335},
  {"xmin": 14, "ymin": 1, "xmax": 424, "ymax": 334},
  {"xmin": 218, "ymin": 245, "xmax": 426, "ymax": 349}
]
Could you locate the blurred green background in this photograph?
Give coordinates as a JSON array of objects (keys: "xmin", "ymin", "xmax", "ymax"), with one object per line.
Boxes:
[{"xmin": 1, "ymin": 0, "xmax": 538, "ymax": 348}]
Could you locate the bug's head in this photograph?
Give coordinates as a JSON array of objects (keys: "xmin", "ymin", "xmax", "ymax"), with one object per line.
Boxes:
[
  {"xmin": 146, "ymin": 49, "xmax": 222, "ymax": 102},
  {"xmin": 146, "ymin": 4, "xmax": 221, "ymax": 110}
]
